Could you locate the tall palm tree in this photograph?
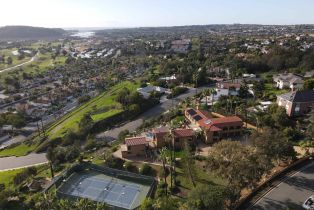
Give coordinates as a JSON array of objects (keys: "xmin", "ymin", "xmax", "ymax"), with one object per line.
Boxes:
[
  {"xmin": 160, "ymin": 147, "xmax": 168, "ymax": 195},
  {"xmin": 210, "ymin": 88, "xmax": 217, "ymax": 107}
]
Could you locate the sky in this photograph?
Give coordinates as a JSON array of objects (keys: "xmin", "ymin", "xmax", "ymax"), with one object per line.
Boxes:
[{"xmin": 0, "ymin": 0, "xmax": 314, "ymax": 28}]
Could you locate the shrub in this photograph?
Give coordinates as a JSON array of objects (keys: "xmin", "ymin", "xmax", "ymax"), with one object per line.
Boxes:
[{"xmin": 139, "ymin": 163, "xmax": 152, "ymax": 175}]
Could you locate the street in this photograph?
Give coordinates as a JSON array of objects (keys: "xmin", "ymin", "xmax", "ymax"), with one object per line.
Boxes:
[
  {"xmin": 250, "ymin": 160, "xmax": 314, "ymax": 210},
  {"xmin": 96, "ymin": 86, "xmax": 207, "ymax": 141},
  {"xmin": 0, "ymin": 153, "xmax": 48, "ymax": 171}
]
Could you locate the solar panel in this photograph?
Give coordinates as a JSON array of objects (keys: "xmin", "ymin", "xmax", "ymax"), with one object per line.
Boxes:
[
  {"xmin": 187, "ymin": 109, "xmax": 197, "ymax": 116},
  {"xmin": 193, "ymin": 115, "xmax": 202, "ymax": 121}
]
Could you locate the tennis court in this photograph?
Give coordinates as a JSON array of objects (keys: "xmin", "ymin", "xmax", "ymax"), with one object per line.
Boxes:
[{"xmin": 57, "ymin": 170, "xmax": 152, "ymax": 210}]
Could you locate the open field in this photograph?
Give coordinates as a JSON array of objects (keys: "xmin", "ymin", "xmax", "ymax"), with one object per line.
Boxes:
[
  {"xmin": 0, "ymin": 143, "xmax": 38, "ymax": 157},
  {"xmin": 47, "ymin": 80, "xmax": 139, "ymax": 140},
  {"xmin": 0, "ymin": 168, "xmax": 24, "ymax": 188},
  {"xmin": 0, "ymin": 48, "xmax": 31, "ymax": 70},
  {"xmin": 264, "ymin": 83, "xmax": 289, "ymax": 95}
]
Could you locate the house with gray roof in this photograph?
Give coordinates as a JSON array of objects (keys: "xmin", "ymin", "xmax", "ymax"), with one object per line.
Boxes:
[
  {"xmin": 277, "ymin": 90, "xmax": 314, "ymax": 116},
  {"xmin": 273, "ymin": 73, "xmax": 304, "ymax": 91}
]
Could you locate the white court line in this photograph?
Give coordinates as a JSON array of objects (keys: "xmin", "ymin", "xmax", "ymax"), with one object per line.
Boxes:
[
  {"xmin": 66, "ymin": 173, "xmax": 140, "ymax": 208},
  {"xmin": 251, "ymin": 161, "xmax": 314, "ymax": 208}
]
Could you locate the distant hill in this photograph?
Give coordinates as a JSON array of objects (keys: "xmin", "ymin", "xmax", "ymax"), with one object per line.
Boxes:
[{"xmin": 0, "ymin": 26, "xmax": 67, "ymax": 40}]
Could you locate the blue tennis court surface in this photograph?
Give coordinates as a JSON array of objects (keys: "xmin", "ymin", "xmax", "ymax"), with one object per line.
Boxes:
[{"xmin": 57, "ymin": 170, "xmax": 152, "ymax": 210}]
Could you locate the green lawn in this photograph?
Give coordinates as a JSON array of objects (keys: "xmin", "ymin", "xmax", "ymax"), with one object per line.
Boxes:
[
  {"xmin": 91, "ymin": 109, "xmax": 123, "ymax": 121},
  {"xmin": 0, "ymin": 168, "xmax": 24, "ymax": 188},
  {"xmin": 264, "ymin": 83, "xmax": 289, "ymax": 95},
  {"xmin": 0, "ymin": 48, "xmax": 31, "ymax": 70},
  {"xmin": 47, "ymin": 80, "xmax": 139, "ymax": 139},
  {"xmin": 0, "ymin": 143, "xmax": 38, "ymax": 157}
]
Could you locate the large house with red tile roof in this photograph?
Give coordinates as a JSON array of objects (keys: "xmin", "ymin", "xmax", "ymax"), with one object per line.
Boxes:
[
  {"xmin": 185, "ymin": 108, "xmax": 243, "ymax": 144},
  {"xmin": 121, "ymin": 136, "xmax": 149, "ymax": 158}
]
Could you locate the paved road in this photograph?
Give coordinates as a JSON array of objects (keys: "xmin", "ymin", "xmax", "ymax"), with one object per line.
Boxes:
[
  {"xmin": 97, "ymin": 86, "xmax": 208, "ymax": 141},
  {"xmin": 250, "ymin": 160, "xmax": 314, "ymax": 210},
  {"xmin": 0, "ymin": 52, "xmax": 39, "ymax": 73},
  {"xmin": 0, "ymin": 153, "xmax": 48, "ymax": 171}
]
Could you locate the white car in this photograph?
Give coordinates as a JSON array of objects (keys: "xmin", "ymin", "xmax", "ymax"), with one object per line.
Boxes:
[{"xmin": 303, "ymin": 195, "xmax": 314, "ymax": 209}]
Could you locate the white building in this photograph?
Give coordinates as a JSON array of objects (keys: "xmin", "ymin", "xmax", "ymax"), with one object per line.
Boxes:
[{"xmin": 273, "ymin": 73, "xmax": 304, "ymax": 91}]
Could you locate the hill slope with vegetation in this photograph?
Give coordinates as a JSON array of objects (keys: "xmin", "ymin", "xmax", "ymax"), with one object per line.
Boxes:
[{"xmin": 0, "ymin": 26, "xmax": 67, "ymax": 40}]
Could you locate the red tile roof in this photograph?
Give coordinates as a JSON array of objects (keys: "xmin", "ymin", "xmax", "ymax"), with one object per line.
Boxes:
[
  {"xmin": 185, "ymin": 108, "xmax": 243, "ymax": 129},
  {"xmin": 173, "ymin": 129, "xmax": 194, "ymax": 138},
  {"xmin": 152, "ymin": 126, "xmax": 169, "ymax": 134},
  {"xmin": 209, "ymin": 126, "xmax": 222, "ymax": 132},
  {"xmin": 125, "ymin": 137, "xmax": 148, "ymax": 146}
]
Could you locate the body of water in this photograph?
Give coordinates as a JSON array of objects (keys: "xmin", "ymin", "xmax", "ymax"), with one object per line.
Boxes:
[{"xmin": 71, "ymin": 31, "xmax": 95, "ymax": 38}]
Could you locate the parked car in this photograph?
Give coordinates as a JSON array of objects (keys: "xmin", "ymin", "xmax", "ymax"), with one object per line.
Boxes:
[{"xmin": 303, "ymin": 195, "xmax": 314, "ymax": 209}]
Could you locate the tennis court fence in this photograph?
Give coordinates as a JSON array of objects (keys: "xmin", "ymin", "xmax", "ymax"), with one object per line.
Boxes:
[{"xmin": 44, "ymin": 162, "xmax": 156, "ymax": 195}]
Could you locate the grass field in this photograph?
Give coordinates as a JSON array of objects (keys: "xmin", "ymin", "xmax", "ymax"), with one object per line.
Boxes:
[
  {"xmin": 0, "ymin": 168, "xmax": 24, "ymax": 188},
  {"xmin": 47, "ymin": 80, "xmax": 139, "ymax": 140},
  {"xmin": 0, "ymin": 142, "xmax": 38, "ymax": 157},
  {"xmin": 264, "ymin": 83, "xmax": 289, "ymax": 95},
  {"xmin": 0, "ymin": 48, "xmax": 31, "ymax": 70}
]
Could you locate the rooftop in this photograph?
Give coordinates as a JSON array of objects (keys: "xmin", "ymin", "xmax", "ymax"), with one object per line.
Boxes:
[
  {"xmin": 125, "ymin": 137, "xmax": 148, "ymax": 146},
  {"xmin": 278, "ymin": 90, "xmax": 314, "ymax": 103},
  {"xmin": 185, "ymin": 108, "xmax": 243, "ymax": 129},
  {"xmin": 173, "ymin": 128, "xmax": 194, "ymax": 138},
  {"xmin": 273, "ymin": 73, "xmax": 303, "ymax": 83}
]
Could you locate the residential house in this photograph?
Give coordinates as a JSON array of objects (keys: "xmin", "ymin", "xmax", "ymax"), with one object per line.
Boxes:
[
  {"xmin": 137, "ymin": 85, "xmax": 167, "ymax": 99},
  {"xmin": 277, "ymin": 90, "xmax": 314, "ymax": 116},
  {"xmin": 172, "ymin": 128, "xmax": 195, "ymax": 150},
  {"xmin": 273, "ymin": 73, "xmax": 304, "ymax": 90},
  {"xmin": 202, "ymin": 82, "xmax": 241, "ymax": 105},
  {"xmin": 152, "ymin": 126, "xmax": 169, "ymax": 148},
  {"xmin": 185, "ymin": 108, "xmax": 243, "ymax": 144},
  {"xmin": 171, "ymin": 39, "xmax": 191, "ymax": 54},
  {"xmin": 121, "ymin": 137, "xmax": 149, "ymax": 158}
]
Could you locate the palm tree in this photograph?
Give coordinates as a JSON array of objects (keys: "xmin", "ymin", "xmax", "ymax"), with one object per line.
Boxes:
[
  {"xmin": 202, "ymin": 89, "xmax": 211, "ymax": 108},
  {"xmin": 210, "ymin": 89, "xmax": 217, "ymax": 107},
  {"xmin": 160, "ymin": 147, "xmax": 168, "ymax": 195}
]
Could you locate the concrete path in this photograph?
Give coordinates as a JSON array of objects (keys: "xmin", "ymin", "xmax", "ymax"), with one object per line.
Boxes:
[{"xmin": 0, "ymin": 153, "xmax": 48, "ymax": 171}]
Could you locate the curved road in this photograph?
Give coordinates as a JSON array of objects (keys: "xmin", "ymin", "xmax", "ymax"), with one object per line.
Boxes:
[
  {"xmin": 250, "ymin": 160, "xmax": 314, "ymax": 210},
  {"xmin": 0, "ymin": 52, "xmax": 39, "ymax": 73}
]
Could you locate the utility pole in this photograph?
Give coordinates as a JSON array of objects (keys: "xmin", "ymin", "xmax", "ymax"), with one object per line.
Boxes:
[
  {"xmin": 36, "ymin": 122, "xmax": 41, "ymax": 137},
  {"xmin": 41, "ymin": 118, "xmax": 46, "ymax": 138}
]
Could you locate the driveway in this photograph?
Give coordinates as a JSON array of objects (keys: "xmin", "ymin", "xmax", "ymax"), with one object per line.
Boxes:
[
  {"xmin": 249, "ymin": 160, "xmax": 314, "ymax": 210},
  {"xmin": 0, "ymin": 153, "xmax": 48, "ymax": 171},
  {"xmin": 97, "ymin": 87, "xmax": 207, "ymax": 141}
]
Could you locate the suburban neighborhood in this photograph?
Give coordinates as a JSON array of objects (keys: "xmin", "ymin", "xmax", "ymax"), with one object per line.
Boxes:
[{"xmin": 0, "ymin": 1, "xmax": 314, "ymax": 210}]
